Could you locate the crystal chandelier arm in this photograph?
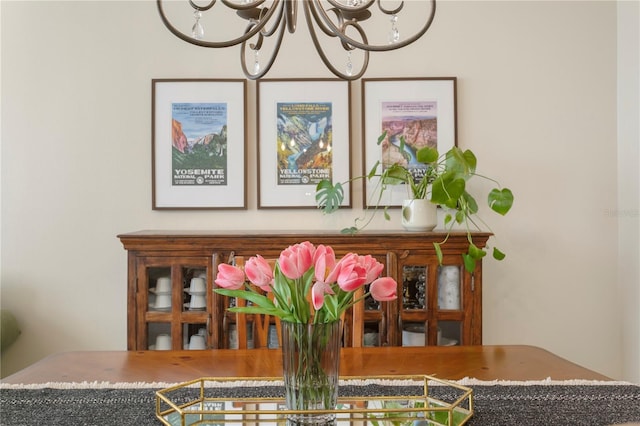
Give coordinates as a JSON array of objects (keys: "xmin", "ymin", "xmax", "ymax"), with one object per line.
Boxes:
[
  {"xmin": 156, "ymin": 0, "xmax": 282, "ymax": 48},
  {"xmin": 240, "ymin": 13, "xmax": 288, "ymax": 79},
  {"xmin": 375, "ymin": 0, "xmax": 403, "ymax": 16},
  {"xmin": 309, "ymin": 0, "xmax": 436, "ymax": 52},
  {"xmin": 305, "ymin": 2, "xmax": 369, "ymax": 52},
  {"xmin": 284, "ymin": 0, "xmax": 297, "ymax": 33},
  {"xmin": 218, "ymin": 0, "xmax": 267, "ymax": 10},
  {"xmin": 303, "ymin": 1, "xmax": 369, "ymax": 80},
  {"xmin": 303, "ymin": 1, "xmax": 348, "ymax": 42},
  {"xmin": 188, "ymin": 0, "xmax": 216, "ymax": 12},
  {"xmin": 324, "ymin": 0, "xmax": 377, "ymax": 16},
  {"xmin": 323, "ymin": 0, "xmax": 403, "ymax": 16},
  {"xmin": 157, "ymin": 0, "xmax": 437, "ymax": 79},
  {"xmin": 248, "ymin": 2, "xmax": 286, "ymax": 38}
]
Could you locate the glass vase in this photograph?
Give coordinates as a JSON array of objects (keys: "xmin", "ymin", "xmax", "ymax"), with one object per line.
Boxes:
[{"xmin": 281, "ymin": 320, "xmax": 341, "ymax": 425}]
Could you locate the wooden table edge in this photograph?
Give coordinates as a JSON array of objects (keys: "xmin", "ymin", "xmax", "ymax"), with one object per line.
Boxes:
[{"xmin": 1, "ymin": 345, "xmax": 612, "ymax": 384}]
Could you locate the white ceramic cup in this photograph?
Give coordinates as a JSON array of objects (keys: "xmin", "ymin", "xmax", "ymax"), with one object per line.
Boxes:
[
  {"xmin": 154, "ymin": 293, "xmax": 171, "ymax": 309},
  {"xmin": 189, "ymin": 277, "xmax": 206, "ymax": 293},
  {"xmin": 402, "ymin": 324, "xmax": 425, "ymax": 347},
  {"xmin": 155, "ymin": 334, "xmax": 171, "ymax": 350},
  {"xmin": 156, "ymin": 277, "xmax": 171, "ymax": 293},
  {"xmin": 189, "ymin": 294, "xmax": 206, "ymax": 309},
  {"xmin": 189, "ymin": 334, "xmax": 206, "ymax": 350},
  {"xmin": 364, "ymin": 332, "xmax": 379, "ymax": 347},
  {"xmin": 228, "ymin": 325, "xmax": 238, "ymax": 349}
]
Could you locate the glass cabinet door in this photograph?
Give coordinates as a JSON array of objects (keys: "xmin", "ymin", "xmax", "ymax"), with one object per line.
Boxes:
[
  {"xmin": 436, "ymin": 265, "xmax": 463, "ymax": 346},
  {"xmin": 398, "ymin": 259, "xmax": 430, "ymax": 347},
  {"xmin": 136, "ymin": 257, "xmax": 214, "ymax": 350},
  {"xmin": 396, "ymin": 253, "xmax": 474, "ymax": 346}
]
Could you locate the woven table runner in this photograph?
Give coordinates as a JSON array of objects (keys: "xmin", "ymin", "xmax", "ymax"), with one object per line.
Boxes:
[{"xmin": 1, "ymin": 378, "xmax": 639, "ymax": 426}]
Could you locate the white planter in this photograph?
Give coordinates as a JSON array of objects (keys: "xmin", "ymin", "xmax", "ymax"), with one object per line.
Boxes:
[{"xmin": 401, "ymin": 199, "xmax": 437, "ymax": 231}]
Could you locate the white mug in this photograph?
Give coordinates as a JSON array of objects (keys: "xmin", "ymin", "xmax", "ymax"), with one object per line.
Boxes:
[
  {"xmin": 189, "ymin": 334, "xmax": 206, "ymax": 350},
  {"xmin": 155, "ymin": 333, "xmax": 171, "ymax": 350},
  {"xmin": 154, "ymin": 293, "xmax": 171, "ymax": 309},
  {"xmin": 402, "ymin": 324, "xmax": 425, "ymax": 347},
  {"xmin": 228, "ymin": 325, "xmax": 238, "ymax": 349},
  {"xmin": 189, "ymin": 294, "xmax": 206, "ymax": 309},
  {"xmin": 364, "ymin": 332, "xmax": 379, "ymax": 347},
  {"xmin": 155, "ymin": 277, "xmax": 171, "ymax": 293},
  {"xmin": 189, "ymin": 277, "xmax": 206, "ymax": 293}
]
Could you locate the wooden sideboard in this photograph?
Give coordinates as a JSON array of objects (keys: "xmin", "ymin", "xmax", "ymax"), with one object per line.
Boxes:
[{"xmin": 118, "ymin": 230, "xmax": 490, "ymax": 351}]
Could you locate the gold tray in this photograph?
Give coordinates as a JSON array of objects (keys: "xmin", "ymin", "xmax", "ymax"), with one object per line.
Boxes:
[{"xmin": 156, "ymin": 375, "xmax": 473, "ymax": 425}]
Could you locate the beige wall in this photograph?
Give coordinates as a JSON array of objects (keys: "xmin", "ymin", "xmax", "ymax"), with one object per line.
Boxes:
[{"xmin": 1, "ymin": 1, "xmax": 638, "ymax": 381}]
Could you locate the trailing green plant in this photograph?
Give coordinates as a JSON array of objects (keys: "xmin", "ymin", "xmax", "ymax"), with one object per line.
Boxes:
[{"xmin": 315, "ymin": 131, "xmax": 514, "ymax": 273}]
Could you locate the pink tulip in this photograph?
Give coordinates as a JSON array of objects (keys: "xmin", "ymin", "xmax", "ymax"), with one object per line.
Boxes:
[
  {"xmin": 245, "ymin": 255, "xmax": 274, "ymax": 292},
  {"xmin": 311, "ymin": 281, "xmax": 334, "ymax": 310},
  {"xmin": 329, "ymin": 253, "xmax": 367, "ymax": 292},
  {"xmin": 369, "ymin": 277, "xmax": 398, "ymax": 301},
  {"xmin": 324, "ymin": 253, "xmax": 349, "ymax": 283},
  {"xmin": 313, "ymin": 244, "xmax": 336, "ymax": 282},
  {"xmin": 357, "ymin": 255, "xmax": 385, "ymax": 284},
  {"xmin": 279, "ymin": 242, "xmax": 314, "ymax": 280},
  {"xmin": 215, "ymin": 264, "xmax": 246, "ymax": 290}
]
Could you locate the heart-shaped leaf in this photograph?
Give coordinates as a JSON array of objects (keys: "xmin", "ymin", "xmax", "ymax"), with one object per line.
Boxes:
[
  {"xmin": 434, "ymin": 242, "xmax": 443, "ymax": 265},
  {"xmin": 468, "ymin": 242, "xmax": 487, "ymax": 260},
  {"xmin": 462, "ymin": 254, "xmax": 477, "ymax": 274},
  {"xmin": 493, "ymin": 247, "xmax": 506, "ymax": 260},
  {"xmin": 416, "ymin": 146, "xmax": 439, "ymax": 164},
  {"xmin": 488, "ymin": 188, "xmax": 514, "ymax": 215},
  {"xmin": 340, "ymin": 227, "xmax": 359, "ymax": 234}
]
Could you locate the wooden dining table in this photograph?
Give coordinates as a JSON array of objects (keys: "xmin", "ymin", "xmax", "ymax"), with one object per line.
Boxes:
[{"xmin": 1, "ymin": 345, "xmax": 611, "ymax": 384}]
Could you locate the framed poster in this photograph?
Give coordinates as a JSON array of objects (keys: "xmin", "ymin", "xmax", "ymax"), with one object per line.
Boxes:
[
  {"xmin": 152, "ymin": 79, "xmax": 247, "ymax": 209},
  {"xmin": 257, "ymin": 79, "xmax": 351, "ymax": 209},
  {"xmin": 362, "ymin": 77, "xmax": 457, "ymax": 207}
]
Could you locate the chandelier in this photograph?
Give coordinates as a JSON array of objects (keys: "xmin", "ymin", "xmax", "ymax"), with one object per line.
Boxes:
[{"xmin": 157, "ymin": 0, "xmax": 436, "ymax": 80}]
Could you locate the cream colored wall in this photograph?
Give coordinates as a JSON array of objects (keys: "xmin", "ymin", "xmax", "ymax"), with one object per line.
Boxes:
[
  {"xmin": 1, "ymin": 1, "xmax": 637, "ymax": 381},
  {"xmin": 617, "ymin": 0, "xmax": 640, "ymax": 383}
]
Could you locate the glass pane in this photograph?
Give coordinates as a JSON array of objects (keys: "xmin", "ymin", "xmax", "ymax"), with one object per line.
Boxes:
[
  {"xmin": 184, "ymin": 323, "xmax": 208, "ymax": 350},
  {"xmin": 437, "ymin": 265, "xmax": 461, "ymax": 310},
  {"xmin": 183, "ymin": 267, "xmax": 208, "ymax": 312},
  {"xmin": 364, "ymin": 285, "xmax": 380, "ymax": 311},
  {"xmin": 148, "ymin": 322, "xmax": 171, "ymax": 350},
  {"xmin": 268, "ymin": 324, "xmax": 279, "ymax": 348},
  {"xmin": 148, "ymin": 268, "xmax": 172, "ymax": 312},
  {"xmin": 402, "ymin": 266, "xmax": 427, "ymax": 310},
  {"xmin": 402, "ymin": 322, "xmax": 426, "ymax": 346},
  {"xmin": 438, "ymin": 321, "xmax": 461, "ymax": 346},
  {"xmin": 227, "ymin": 324, "xmax": 254, "ymax": 349},
  {"xmin": 363, "ymin": 324, "xmax": 380, "ymax": 347}
]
